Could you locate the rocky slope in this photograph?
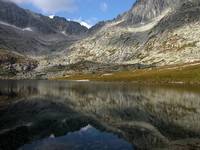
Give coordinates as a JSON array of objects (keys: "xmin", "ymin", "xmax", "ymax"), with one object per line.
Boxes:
[
  {"xmin": 54, "ymin": 0, "xmax": 200, "ymax": 68},
  {"xmin": 0, "ymin": 48, "xmax": 38, "ymax": 78}
]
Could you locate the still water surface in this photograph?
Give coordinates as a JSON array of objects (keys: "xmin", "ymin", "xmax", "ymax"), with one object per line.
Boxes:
[{"xmin": 0, "ymin": 80, "xmax": 200, "ymax": 149}]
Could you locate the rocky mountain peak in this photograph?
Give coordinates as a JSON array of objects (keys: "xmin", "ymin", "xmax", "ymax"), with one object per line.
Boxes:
[{"xmin": 118, "ymin": 0, "xmax": 182, "ymax": 25}]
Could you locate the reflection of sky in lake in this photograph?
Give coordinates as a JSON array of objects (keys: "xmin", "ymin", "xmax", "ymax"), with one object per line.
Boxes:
[{"xmin": 20, "ymin": 125, "xmax": 133, "ymax": 150}]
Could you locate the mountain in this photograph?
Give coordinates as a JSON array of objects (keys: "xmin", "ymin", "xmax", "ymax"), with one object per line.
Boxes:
[
  {"xmin": 0, "ymin": 0, "xmax": 88, "ymax": 55},
  {"xmin": 1, "ymin": 0, "xmax": 200, "ymax": 79},
  {"xmin": 58, "ymin": 0, "xmax": 200, "ymax": 67}
]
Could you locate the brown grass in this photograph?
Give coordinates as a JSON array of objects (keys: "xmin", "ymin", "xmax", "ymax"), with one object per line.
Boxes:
[{"xmin": 51, "ymin": 62, "xmax": 200, "ymax": 84}]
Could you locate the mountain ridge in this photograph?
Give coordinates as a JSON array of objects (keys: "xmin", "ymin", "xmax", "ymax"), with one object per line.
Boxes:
[
  {"xmin": 0, "ymin": 0, "xmax": 88, "ymax": 34},
  {"xmin": 0, "ymin": 0, "xmax": 88, "ymax": 56}
]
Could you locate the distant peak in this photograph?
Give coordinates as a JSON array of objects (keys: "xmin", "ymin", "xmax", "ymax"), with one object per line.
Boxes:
[{"xmin": 49, "ymin": 15, "xmax": 55, "ymax": 19}]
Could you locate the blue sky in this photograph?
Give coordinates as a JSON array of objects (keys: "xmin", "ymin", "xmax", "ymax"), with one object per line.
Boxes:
[{"xmin": 9, "ymin": 0, "xmax": 135, "ymax": 28}]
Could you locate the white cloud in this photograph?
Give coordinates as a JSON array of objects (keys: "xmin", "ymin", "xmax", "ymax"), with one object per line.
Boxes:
[
  {"xmin": 7, "ymin": 0, "xmax": 78, "ymax": 14},
  {"xmin": 100, "ymin": 2, "xmax": 108, "ymax": 12}
]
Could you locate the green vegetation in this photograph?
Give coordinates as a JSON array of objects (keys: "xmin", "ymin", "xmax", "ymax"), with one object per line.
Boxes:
[{"xmin": 53, "ymin": 63, "xmax": 200, "ymax": 84}]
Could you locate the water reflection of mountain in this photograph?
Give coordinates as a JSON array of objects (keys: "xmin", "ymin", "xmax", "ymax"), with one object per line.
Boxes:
[
  {"xmin": 56, "ymin": 82, "xmax": 200, "ymax": 148},
  {"xmin": 0, "ymin": 81, "xmax": 200, "ymax": 149}
]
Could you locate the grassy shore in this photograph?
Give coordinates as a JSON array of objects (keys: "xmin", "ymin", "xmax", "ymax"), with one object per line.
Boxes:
[{"xmin": 52, "ymin": 62, "xmax": 200, "ymax": 84}]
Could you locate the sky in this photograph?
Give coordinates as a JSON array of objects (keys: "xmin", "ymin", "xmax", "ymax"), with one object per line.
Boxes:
[{"xmin": 7, "ymin": 0, "xmax": 136, "ymax": 28}]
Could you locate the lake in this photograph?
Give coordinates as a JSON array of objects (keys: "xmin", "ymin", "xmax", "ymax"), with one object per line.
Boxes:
[{"xmin": 0, "ymin": 80, "xmax": 200, "ymax": 150}]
